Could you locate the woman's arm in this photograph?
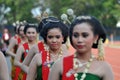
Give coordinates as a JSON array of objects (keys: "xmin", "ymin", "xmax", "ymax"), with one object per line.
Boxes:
[
  {"xmin": 0, "ymin": 52, "xmax": 9, "ymax": 80},
  {"xmin": 48, "ymin": 59, "xmax": 63, "ymax": 80},
  {"xmin": 14, "ymin": 45, "xmax": 24, "ymax": 67},
  {"xmin": 21, "ymin": 45, "xmax": 38, "ymax": 73},
  {"xmin": 6, "ymin": 37, "xmax": 16, "ymax": 57},
  {"xmin": 22, "ymin": 44, "xmax": 38, "ymax": 66},
  {"xmin": 26, "ymin": 54, "xmax": 41, "ymax": 80}
]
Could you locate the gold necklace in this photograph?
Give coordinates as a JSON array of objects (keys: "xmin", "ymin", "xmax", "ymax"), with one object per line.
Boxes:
[{"xmin": 73, "ymin": 53, "xmax": 94, "ymax": 80}]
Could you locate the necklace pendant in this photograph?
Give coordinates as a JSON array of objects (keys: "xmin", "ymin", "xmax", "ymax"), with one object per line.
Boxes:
[
  {"xmin": 66, "ymin": 69, "xmax": 75, "ymax": 77},
  {"xmin": 66, "ymin": 72, "xmax": 71, "ymax": 77},
  {"xmin": 74, "ymin": 73, "xmax": 78, "ymax": 77},
  {"xmin": 26, "ymin": 49, "xmax": 29, "ymax": 53},
  {"xmin": 47, "ymin": 64, "xmax": 51, "ymax": 67},
  {"xmin": 79, "ymin": 64, "xmax": 83, "ymax": 67}
]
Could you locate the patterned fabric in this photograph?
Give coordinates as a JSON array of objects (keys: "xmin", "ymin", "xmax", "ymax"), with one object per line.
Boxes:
[
  {"xmin": 14, "ymin": 42, "xmax": 29, "ymax": 80},
  {"xmin": 11, "ymin": 58, "xmax": 16, "ymax": 79}
]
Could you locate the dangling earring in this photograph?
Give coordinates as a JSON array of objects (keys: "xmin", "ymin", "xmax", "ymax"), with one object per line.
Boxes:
[
  {"xmin": 66, "ymin": 38, "xmax": 70, "ymax": 50},
  {"xmin": 97, "ymin": 38, "xmax": 105, "ymax": 61},
  {"xmin": 94, "ymin": 40, "xmax": 97, "ymax": 44},
  {"xmin": 36, "ymin": 33, "xmax": 39, "ymax": 43}
]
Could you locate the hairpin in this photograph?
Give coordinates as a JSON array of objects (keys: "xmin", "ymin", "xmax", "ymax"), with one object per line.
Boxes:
[{"xmin": 76, "ymin": 16, "xmax": 91, "ymax": 20}]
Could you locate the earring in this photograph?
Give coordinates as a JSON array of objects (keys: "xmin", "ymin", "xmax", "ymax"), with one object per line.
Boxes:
[
  {"xmin": 97, "ymin": 38, "xmax": 105, "ymax": 61},
  {"xmin": 66, "ymin": 38, "xmax": 70, "ymax": 49},
  {"xmin": 94, "ymin": 40, "xmax": 97, "ymax": 44}
]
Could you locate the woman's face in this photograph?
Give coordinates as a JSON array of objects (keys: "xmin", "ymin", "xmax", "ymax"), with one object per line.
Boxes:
[
  {"xmin": 72, "ymin": 22, "xmax": 97, "ymax": 53},
  {"xmin": 46, "ymin": 28, "xmax": 64, "ymax": 50},
  {"xmin": 19, "ymin": 26, "xmax": 25, "ymax": 37},
  {"xmin": 26, "ymin": 27, "xmax": 37, "ymax": 42},
  {"xmin": 4, "ymin": 29, "xmax": 8, "ymax": 33}
]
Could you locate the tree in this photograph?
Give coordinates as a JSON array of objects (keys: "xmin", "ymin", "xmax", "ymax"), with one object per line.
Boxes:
[
  {"xmin": 0, "ymin": 0, "xmax": 39, "ymax": 24},
  {"xmin": 49, "ymin": 0, "xmax": 119, "ymax": 27},
  {"xmin": 0, "ymin": 0, "xmax": 120, "ymax": 27}
]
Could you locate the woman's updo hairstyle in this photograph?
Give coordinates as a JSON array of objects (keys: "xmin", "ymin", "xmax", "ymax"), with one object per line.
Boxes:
[
  {"xmin": 69, "ymin": 16, "xmax": 106, "ymax": 48},
  {"xmin": 24, "ymin": 23, "xmax": 38, "ymax": 34},
  {"xmin": 40, "ymin": 16, "xmax": 69, "ymax": 44}
]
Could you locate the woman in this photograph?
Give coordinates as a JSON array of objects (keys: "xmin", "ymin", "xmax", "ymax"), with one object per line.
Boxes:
[
  {"xmin": 21, "ymin": 17, "xmax": 49, "ymax": 73},
  {"xmin": 49, "ymin": 16, "xmax": 114, "ymax": 80},
  {"xmin": 21, "ymin": 17, "xmax": 69, "ymax": 73},
  {"xmin": 6, "ymin": 22, "xmax": 27, "ymax": 58},
  {"xmin": 26, "ymin": 17, "xmax": 69, "ymax": 80},
  {"xmin": 0, "ymin": 51, "xmax": 9, "ymax": 80},
  {"xmin": 6, "ymin": 22, "xmax": 27, "ymax": 80},
  {"xmin": 14, "ymin": 23, "xmax": 38, "ymax": 80}
]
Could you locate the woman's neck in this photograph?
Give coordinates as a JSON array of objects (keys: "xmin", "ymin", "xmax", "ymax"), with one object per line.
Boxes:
[
  {"xmin": 75, "ymin": 51, "xmax": 92, "ymax": 62},
  {"xmin": 49, "ymin": 48, "xmax": 61, "ymax": 55},
  {"xmin": 15, "ymin": 34, "xmax": 19, "ymax": 37},
  {"xmin": 21, "ymin": 36, "xmax": 27, "ymax": 42},
  {"xmin": 28, "ymin": 40, "xmax": 36, "ymax": 45}
]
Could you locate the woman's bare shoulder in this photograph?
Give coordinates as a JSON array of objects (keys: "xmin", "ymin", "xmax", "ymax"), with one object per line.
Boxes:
[{"xmin": 93, "ymin": 60, "xmax": 113, "ymax": 73}]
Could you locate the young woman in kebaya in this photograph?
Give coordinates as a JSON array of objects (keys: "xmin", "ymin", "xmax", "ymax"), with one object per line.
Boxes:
[
  {"xmin": 14, "ymin": 23, "xmax": 38, "ymax": 80},
  {"xmin": 49, "ymin": 16, "xmax": 114, "ymax": 80},
  {"xmin": 26, "ymin": 17, "xmax": 69, "ymax": 80}
]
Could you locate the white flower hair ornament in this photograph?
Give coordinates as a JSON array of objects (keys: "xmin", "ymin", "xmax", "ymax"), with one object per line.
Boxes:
[
  {"xmin": 67, "ymin": 8, "xmax": 74, "ymax": 16},
  {"xmin": 61, "ymin": 13, "xmax": 71, "ymax": 24},
  {"xmin": 12, "ymin": 20, "xmax": 19, "ymax": 27},
  {"xmin": 23, "ymin": 20, "xmax": 27, "ymax": 24},
  {"xmin": 97, "ymin": 38, "xmax": 105, "ymax": 61},
  {"xmin": 12, "ymin": 22, "xmax": 16, "ymax": 27},
  {"xmin": 16, "ymin": 20, "xmax": 20, "ymax": 25},
  {"xmin": 67, "ymin": 8, "xmax": 76, "ymax": 19}
]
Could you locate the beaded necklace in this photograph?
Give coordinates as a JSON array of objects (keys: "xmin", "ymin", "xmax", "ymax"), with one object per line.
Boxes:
[
  {"xmin": 44, "ymin": 44, "xmax": 63, "ymax": 67},
  {"xmin": 73, "ymin": 53, "xmax": 94, "ymax": 80}
]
